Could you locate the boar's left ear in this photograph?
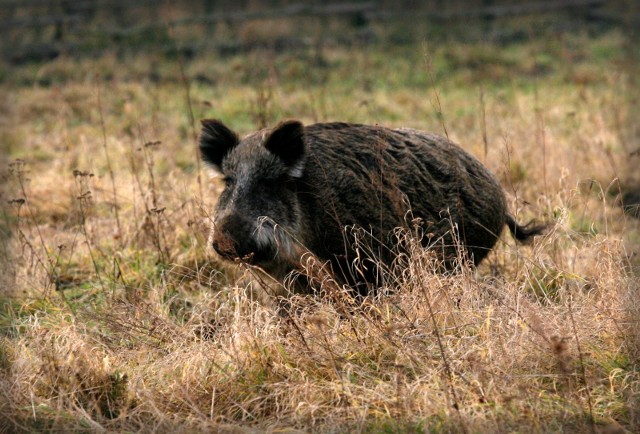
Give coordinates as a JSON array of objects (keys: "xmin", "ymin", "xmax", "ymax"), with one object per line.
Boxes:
[
  {"xmin": 263, "ymin": 120, "xmax": 306, "ymax": 178},
  {"xmin": 199, "ymin": 119, "xmax": 239, "ymax": 172}
]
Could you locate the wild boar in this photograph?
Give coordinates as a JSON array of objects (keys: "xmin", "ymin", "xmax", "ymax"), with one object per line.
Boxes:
[{"xmin": 199, "ymin": 119, "xmax": 544, "ymax": 294}]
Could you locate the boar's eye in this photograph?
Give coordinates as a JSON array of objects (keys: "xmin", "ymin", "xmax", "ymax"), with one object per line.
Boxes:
[
  {"xmin": 223, "ymin": 176, "xmax": 235, "ymax": 187},
  {"xmin": 259, "ymin": 176, "xmax": 279, "ymax": 189},
  {"xmin": 261, "ymin": 175, "xmax": 298, "ymax": 194}
]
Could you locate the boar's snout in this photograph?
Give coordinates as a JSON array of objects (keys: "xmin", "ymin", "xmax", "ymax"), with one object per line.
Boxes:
[{"xmin": 211, "ymin": 214, "xmax": 271, "ymax": 264}]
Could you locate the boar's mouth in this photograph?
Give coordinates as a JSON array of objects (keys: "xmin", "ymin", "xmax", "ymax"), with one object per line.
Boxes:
[
  {"xmin": 212, "ymin": 234, "xmax": 277, "ymax": 265},
  {"xmin": 211, "ymin": 225, "xmax": 279, "ymax": 266},
  {"xmin": 211, "ymin": 214, "xmax": 300, "ymax": 270}
]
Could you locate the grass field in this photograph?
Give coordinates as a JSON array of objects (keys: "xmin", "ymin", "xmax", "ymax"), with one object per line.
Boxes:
[{"xmin": 1, "ymin": 26, "xmax": 640, "ymax": 433}]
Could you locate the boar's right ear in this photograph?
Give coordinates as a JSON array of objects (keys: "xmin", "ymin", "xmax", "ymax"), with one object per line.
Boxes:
[
  {"xmin": 199, "ymin": 119, "xmax": 239, "ymax": 172},
  {"xmin": 263, "ymin": 120, "xmax": 306, "ymax": 178}
]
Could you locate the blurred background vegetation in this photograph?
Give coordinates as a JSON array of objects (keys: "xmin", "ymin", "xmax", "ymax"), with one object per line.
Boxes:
[{"xmin": 1, "ymin": 0, "xmax": 639, "ymax": 64}]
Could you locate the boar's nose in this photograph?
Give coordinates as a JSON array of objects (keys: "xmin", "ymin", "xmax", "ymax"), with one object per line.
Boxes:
[
  {"xmin": 211, "ymin": 215, "xmax": 258, "ymax": 262},
  {"xmin": 211, "ymin": 228, "xmax": 237, "ymax": 260}
]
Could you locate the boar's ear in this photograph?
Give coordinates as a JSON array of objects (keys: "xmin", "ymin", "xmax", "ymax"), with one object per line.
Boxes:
[
  {"xmin": 263, "ymin": 120, "xmax": 306, "ymax": 178},
  {"xmin": 199, "ymin": 119, "xmax": 239, "ymax": 172}
]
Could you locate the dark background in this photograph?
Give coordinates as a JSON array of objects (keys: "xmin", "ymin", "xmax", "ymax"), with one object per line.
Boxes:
[{"xmin": 2, "ymin": 0, "xmax": 638, "ymax": 64}]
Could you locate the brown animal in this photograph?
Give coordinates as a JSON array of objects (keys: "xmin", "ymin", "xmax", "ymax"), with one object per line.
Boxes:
[{"xmin": 200, "ymin": 120, "xmax": 544, "ymax": 294}]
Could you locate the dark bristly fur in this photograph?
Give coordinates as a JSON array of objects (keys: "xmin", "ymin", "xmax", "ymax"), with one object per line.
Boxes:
[{"xmin": 200, "ymin": 120, "xmax": 545, "ymax": 293}]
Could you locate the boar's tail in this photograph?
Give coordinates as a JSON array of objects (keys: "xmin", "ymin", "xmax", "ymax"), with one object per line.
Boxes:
[{"xmin": 505, "ymin": 214, "xmax": 547, "ymax": 244}]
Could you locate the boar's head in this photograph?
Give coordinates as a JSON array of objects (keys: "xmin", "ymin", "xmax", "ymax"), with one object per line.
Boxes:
[{"xmin": 199, "ymin": 119, "xmax": 307, "ymax": 273}]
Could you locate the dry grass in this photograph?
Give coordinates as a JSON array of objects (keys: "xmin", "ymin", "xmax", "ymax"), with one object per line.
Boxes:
[{"xmin": 1, "ymin": 29, "xmax": 639, "ymax": 433}]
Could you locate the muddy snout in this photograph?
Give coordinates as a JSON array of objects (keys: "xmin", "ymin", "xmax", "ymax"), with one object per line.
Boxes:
[{"xmin": 211, "ymin": 215, "xmax": 272, "ymax": 263}]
